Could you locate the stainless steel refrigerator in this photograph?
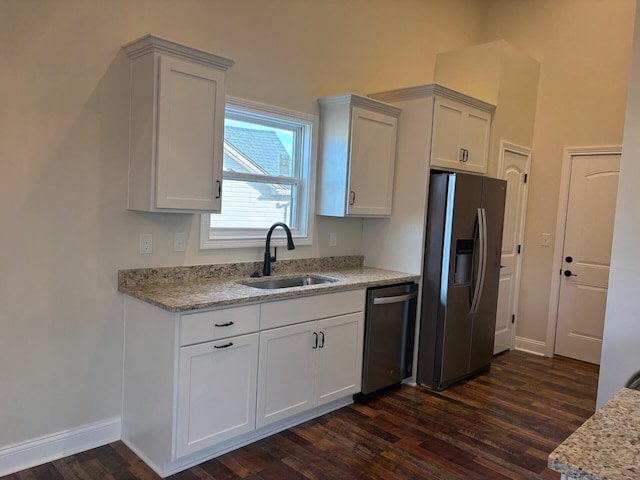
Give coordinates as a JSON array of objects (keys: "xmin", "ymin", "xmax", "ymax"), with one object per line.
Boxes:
[{"xmin": 417, "ymin": 171, "xmax": 506, "ymax": 391}]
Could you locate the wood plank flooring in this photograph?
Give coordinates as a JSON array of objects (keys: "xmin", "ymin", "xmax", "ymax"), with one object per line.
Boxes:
[{"xmin": 2, "ymin": 351, "xmax": 599, "ymax": 480}]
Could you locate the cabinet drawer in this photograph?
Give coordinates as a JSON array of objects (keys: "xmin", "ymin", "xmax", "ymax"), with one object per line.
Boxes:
[
  {"xmin": 180, "ymin": 304, "xmax": 260, "ymax": 346},
  {"xmin": 260, "ymin": 289, "xmax": 365, "ymax": 330}
]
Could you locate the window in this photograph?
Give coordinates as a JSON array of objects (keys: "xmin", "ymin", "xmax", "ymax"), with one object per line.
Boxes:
[{"xmin": 200, "ymin": 96, "xmax": 317, "ymax": 249}]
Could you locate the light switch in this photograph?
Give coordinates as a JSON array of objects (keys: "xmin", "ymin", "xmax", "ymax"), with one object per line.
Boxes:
[{"xmin": 541, "ymin": 233, "xmax": 551, "ymax": 247}]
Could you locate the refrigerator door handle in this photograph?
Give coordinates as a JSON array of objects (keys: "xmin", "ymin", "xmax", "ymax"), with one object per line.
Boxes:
[{"xmin": 470, "ymin": 208, "xmax": 488, "ymax": 314}]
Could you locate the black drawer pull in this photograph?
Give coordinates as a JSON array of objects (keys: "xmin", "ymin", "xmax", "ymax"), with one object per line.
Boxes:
[
  {"xmin": 214, "ymin": 342, "xmax": 233, "ymax": 349},
  {"xmin": 214, "ymin": 321, "xmax": 234, "ymax": 327},
  {"xmin": 319, "ymin": 331, "xmax": 325, "ymax": 348}
]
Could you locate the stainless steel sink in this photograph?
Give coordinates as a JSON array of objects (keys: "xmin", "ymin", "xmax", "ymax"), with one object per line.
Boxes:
[{"xmin": 240, "ymin": 275, "xmax": 338, "ymax": 290}]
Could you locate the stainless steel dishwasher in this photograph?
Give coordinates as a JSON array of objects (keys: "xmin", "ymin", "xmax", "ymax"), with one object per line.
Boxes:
[{"xmin": 361, "ymin": 282, "xmax": 418, "ymax": 395}]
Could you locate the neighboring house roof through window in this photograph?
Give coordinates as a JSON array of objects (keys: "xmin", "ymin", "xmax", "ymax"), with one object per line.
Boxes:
[{"xmin": 224, "ymin": 126, "xmax": 291, "ymax": 176}]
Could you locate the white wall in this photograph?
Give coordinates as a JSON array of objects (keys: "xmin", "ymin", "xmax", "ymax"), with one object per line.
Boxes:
[
  {"xmin": 0, "ymin": 0, "xmax": 485, "ymax": 452},
  {"xmin": 597, "ymin": 0, "xmax": 640, "ymax": 408},
  {"xmin": 480, "ymin": 0, "xmax": 635, "ymax": 347}
]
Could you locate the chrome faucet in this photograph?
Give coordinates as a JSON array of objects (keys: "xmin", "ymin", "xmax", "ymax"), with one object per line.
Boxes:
[{"xmin": 263, "ymin": 222, "xmax": 295, "ymax": 276}]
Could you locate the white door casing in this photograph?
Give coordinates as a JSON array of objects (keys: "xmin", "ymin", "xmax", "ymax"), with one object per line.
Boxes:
[
  {"xmin": 494, "ymin": 142, "xmax": 531, "ymax": 354},
  {"xmin": 546, "ymin": 147, "xmax": 621, "ymax": 363}
]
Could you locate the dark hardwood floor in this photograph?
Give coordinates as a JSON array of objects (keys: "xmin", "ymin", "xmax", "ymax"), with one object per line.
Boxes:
[{"xmin": 3, "ymin": 351, "xmax": 599, "ymax": 480}]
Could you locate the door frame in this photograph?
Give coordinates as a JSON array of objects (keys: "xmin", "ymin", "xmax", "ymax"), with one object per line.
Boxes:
[
  {"xmin": 496, "ymin": 140, "xmax": 531, "ymax": 351},
  {"xmin": 545, "ymin": 145, "xmax": 622, "ymax": 357}
]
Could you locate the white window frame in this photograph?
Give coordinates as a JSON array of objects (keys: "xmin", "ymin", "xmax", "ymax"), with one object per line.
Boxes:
[{"xmin": 200, "ymin": 96, "xmax": 317, "ymax": 249}]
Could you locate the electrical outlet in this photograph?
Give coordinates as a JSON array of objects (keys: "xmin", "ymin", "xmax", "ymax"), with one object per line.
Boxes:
[
  {"xmin": 140, "ymin": 233, "xmax": 153, "ymax": 254},
  {"xmin": 542, "ymin": 233, "xmax": 551, "ymax": 247},
  {"xmin": 329, "ymin": 232, "xmax": 337, "ymax": 247},
  {"xmin": 174, "ymin": 232, "xmax": 186, "ymax": 252}
]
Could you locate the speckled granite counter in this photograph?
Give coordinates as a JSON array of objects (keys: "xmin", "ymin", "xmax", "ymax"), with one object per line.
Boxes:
[
  {"xmin": 118, "ymin": 256, "xmax": 420, "ymax": 312},
  {"xmin": 548, "ymin": 387, "xmax": 640, "ymax": 480}
]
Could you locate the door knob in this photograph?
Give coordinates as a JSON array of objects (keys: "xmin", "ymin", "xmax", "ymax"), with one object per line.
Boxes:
[{"xmin": 563, "ymin": 270, "xmax": 578, "ymax": 277}]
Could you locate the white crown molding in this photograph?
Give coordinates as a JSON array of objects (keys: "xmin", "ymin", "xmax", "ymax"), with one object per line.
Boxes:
[
  {"xmin": 368, "ymin": 83, "xmax": 495, "ymax": 113},
  {"xmin": 318, "ymin": 93, "xmax": 402, "ymax": 117},
  {"xmin": 122, "ymin": 34, "xmax": 235, "ymax": 71},
  {"xmin": 0, "ymin": 417, "xmax": 121, "ymax": 477}
]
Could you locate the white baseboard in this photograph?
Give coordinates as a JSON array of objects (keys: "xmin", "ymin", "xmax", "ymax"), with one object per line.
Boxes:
[
  {"xmin": 515, "ymin": 336, "xmax": 547, "ymax": 356},
  {"xmin": 0, "ymin": 417, "xmax": 121, "ymax": 477}
]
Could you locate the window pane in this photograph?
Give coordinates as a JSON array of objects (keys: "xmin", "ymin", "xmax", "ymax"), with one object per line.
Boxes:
[
  {"xmin": 213, "ymin": 179, "xmax": 297, "ymax": 230},
  {"xmin": 224, "ymin": 119, "xmax": 296, "ymax": 178}
]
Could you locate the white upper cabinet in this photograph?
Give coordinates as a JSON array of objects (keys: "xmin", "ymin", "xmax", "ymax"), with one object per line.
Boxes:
[
  {"xmin": 431, "ymin": 96, "xmax": 492, "ymax": 174},
  {"xmin": 317, "ymin": 94, "xmax": 400, "ymax": 217},
  {"xmin": 123, "ymin": 35, "xmax": 234, "ymax": 212}
]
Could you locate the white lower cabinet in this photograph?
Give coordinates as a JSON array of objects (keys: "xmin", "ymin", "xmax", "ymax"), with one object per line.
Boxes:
[
  {"xmin": 122, "ymin": 288, "xmax": 365, "ymax": 478},
  {"xmin": 257, "ymin": 322, "xmax": 316, "ymax": 427},
  {"xmin": 256, "ymin": 312, "xmax": 364, "ymax": 428},
  {"xmin": 315, "ymin": 314, "xmax": 363, "ymax": 405},
  {"xmin": 176, "ymin": 333, "xmax": 259, "ymax": 457}
]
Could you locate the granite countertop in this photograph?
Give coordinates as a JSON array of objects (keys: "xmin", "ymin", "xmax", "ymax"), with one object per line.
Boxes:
[
  {"xmin": 118, "ymin": 256, "xmax": 420, "ymax": 312},
  {"xmin": 548, "ymin": 387, "xmax": 640, "ymax": 480}
]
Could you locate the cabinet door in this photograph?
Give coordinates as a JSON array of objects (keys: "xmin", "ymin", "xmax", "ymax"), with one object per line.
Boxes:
[
  {"xmin": 461, "ymin": 109, "xmax": 491, "ymax": 173},
  {"xmin": 346, "ymin": 107, "xmax": 397, "ymax": 216},
  {"xmin": 256, "ymin": 322, "xmax": 316, "ymax": 428},
  {"xmin": 431, "ymin": 99, "xmax": 465, "ymax": 170},
  {"xmin": 315, "ymin": 312, "xmax": 364, "ymax": 406},
  {"xmin": 156, "ymin": 55, "xmax": 225, "ymax": 211},
  {"xmin": 431, "ymin": 98, "xmax": 490, "ymax": 174},
  {"xmin": 176, "ymin": 333, "xmax": 258, "ymax": 457}
]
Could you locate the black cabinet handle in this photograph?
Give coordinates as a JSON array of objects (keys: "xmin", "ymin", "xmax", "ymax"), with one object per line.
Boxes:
[
  {"xmin": 215, "ymin": 180, "xmax": 221, "ymax": 199},
  {"xmin": 319, "ymin": 331, "xmax": 325, "ymax": 348},
  {"xmin": 349, "ymin": 191, "xmax": 356, "ymax": 206},
  {"xmin": 214, "ymin": 342, "xmax": 233, "ymax": 349},
  {"xmin": 214, "ymin": 321, "xmax": 234, "ymax": 327},
  {"xmin": 312, "ymin": 332, "xmax": 318, "ymax": 349},
  {"xmin": 459, "ymin": 148, "xmax": 466, "ymax": 162}
]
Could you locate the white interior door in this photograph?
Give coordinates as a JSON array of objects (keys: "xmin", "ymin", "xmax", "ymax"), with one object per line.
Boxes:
[
  {"xmin": 554, "ymin": 151, "xmax": 620, "ymax": 364},
  {"xmin": 494, "ymin": 143, "xmax": 530, "ymax": 354}
]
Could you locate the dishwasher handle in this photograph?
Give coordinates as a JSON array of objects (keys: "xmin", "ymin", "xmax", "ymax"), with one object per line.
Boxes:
[{"xmin": 373, "ymin": 291, "xmax": 418, "ymax": 305}]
